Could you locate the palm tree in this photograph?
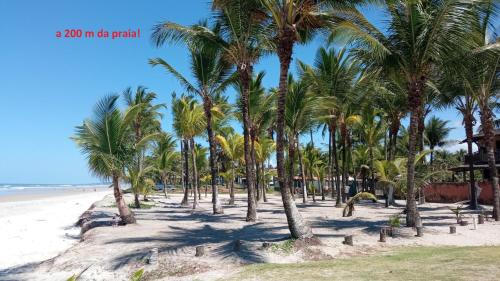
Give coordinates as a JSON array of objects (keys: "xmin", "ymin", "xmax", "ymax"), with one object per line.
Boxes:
[
  {"xmin": 171, "ymin": 95, "xmax": 207, "ymax": 209},
  {"xmin": 300, "ymin": 47, "xmax": 362, "ymax": 207},
  {"xmin": 425, "ymin": 116, "xmax": 452, "ymax": 166},
  {"xmin": 123, "ymin": 86, "xmax": 164, "ymax": 207},
  {"xmin": 255, "ymin": 137, "xmax": 276, "ymax": 202},
  {"xmin": 285, "ymin": 76, "xmax": 315, "ymax": 203},
  {"xmin": 216, "ymin": 133, "xmax": 244, "ymax": 205},
  {"xmin": 155, "ymin": 132, "xmax": 178, "ymax": 198},
  {"xmin": 452, "ymin": 1, "xmax": 500, "ymax": 219},
  {"xmin": 73, "ymin": 95, "xmax": 139, "ymax": 224},
  {"xmin": 236, "ymin": 72, "xmax": 276, "ymax": 202},
  {"xmin": 339, "ymin": 0, "xmax": 480, "ymax": 226},
  {"xmin": 150, "ymin": 38, "xmax": 232, "ymax": 214},
  {"xmin": 358, "ymin": 107, "xmax": 384, "ymax": 194}
]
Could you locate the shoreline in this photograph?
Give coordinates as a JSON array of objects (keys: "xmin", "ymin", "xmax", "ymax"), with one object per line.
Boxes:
[
  {"xmin": 0, "ymin": 186, "xmax": 110, "ymax": 203},
  {"xmin": 0, "ymin": 188, "xmax": 111, "ymax": 270}
]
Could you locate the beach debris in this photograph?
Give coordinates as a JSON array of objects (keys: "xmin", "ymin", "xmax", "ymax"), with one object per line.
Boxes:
[{"xmin": 478, "ymin": 214, "xmax": 485, "ymax": 224}]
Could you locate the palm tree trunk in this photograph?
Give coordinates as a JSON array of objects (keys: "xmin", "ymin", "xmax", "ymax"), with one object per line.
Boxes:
[
  {"xmin": 310, "ymin": 169, "xmax": 316, "ymax": 203},
  {"xmin": 297, "ymin": 137, "xmax": 308, "ymax": 203},
  {"xmin": 406, "ymin": 79, "xmax": 424, "ymax": 227},
  {"xmin": 320, "ymin": 178, "xmax": 325, "ymax": 201},
  {"xmin": 202, "ymin": 95, "xmax": 223, "ymax": 214},
  {"xmin": 389, "ymin": 118, "xmax": 400, "ymax": 161},
  {"xmin": 113, "ymin": 174, "xmax": 135, "ymax": 224},
  {"xmin": 332, "ymin": 125, "xmax": 341, "ymax": 207},
  {"xmin": 181, "ymin": 139, "xmax": 189, "ymax": 206},
  {"xmin": 163, "ymin": 177, "xmax": 168, "ymax": 198},
  {"xmin": 229, "ymin": 164, "xmax": 235, "ymax": 205},
  {"xmin": 276, "ymin": 34, "xmax": 313, "ymax": 239},
  {"xmin": 262, "ymin": 161, "xmax": 268, "ymax": 203},
  {"xmin": 239, "ymin": 67, "xmax": 257, "ymax": 221},
  {"xmin": 134, "ymin": 193, "xmax": 141, "ymax": 209},
  {"xmin": 252, "ymin": 135, "xmax": 261, "ymax": 203},
  {"xmin": 328, "ymin": 127, "xmax": 334, "ymax": 198},
  {"xmin": 464, "ymin": 110, "xmax": 478, "ymax": 209},
  {"xmin": 190, "ymin": 139, "xmax": 198, "ymax": 209},
  {"xmin": 341, "ymin": 123, "xmax": 348, "ymax": 203},
  {"xmin": 478, "ymin": 102, "xmax": 500, "ymax": 220},
  {"xmin": 288, "ymin": 135, "xmax": 297, "ymax": 200}
]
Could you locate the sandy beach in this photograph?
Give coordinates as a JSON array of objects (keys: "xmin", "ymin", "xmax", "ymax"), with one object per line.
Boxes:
[
  {"xmin": 0, "ymin": 187, "xmax": 111, "ymax": 270},
  {"xmin": 2, "ymin": 192, "xmax": 499, "ymax": 280}
]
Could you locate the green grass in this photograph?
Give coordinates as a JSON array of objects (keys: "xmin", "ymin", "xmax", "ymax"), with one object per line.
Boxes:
[
  {"xmin": 221, "ymin": 246, "xmax": 500, "ymax": 281},
  {"xmin": 268, "ymin": 239, "xmax": 296, "ymax": 254},
  {"xmin": 104, "ymin": 202, "xmax": 155, "ymax": 209}
]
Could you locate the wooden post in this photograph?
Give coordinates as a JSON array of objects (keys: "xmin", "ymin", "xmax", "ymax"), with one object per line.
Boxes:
[
  {"xmin": 478, "ymin": 214, "xmax": 485, "ymax": 224},
  {"xmin": 195, "ymin": 246, "xmax": 205, "ymax": 257},
  {"xmin": 416, "ymin": 226, "xmax": 423, "ymax": 237},
  {"xmin": 379, "ymin": 228, "xmax": 386, "ymax": 242},
  {"xmin": 147, "ymin": 248, "xmax": 158, "ymax": 265},
  {"xmin": 450, "ymin": 226, "xmax": 456, "ymax": 234},
  {"xmin": 343, "ymin": 235, "xmax": 353, "ymax": 246},
  {"xmin": 234, "ymin": 240, "xmax": 242, "ymax": 251}
]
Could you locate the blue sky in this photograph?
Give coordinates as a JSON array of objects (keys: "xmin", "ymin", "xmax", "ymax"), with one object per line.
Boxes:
[{"xmin": 0, "ymin": 1, "xmax": 481, "ymax": 184}]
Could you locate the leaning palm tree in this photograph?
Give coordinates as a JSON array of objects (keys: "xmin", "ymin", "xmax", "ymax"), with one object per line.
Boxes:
[
  {"xmin": 255, "ymin": 137, "xmax": 276, "ymax": 202},
  {"xmin": 72, "ymin": 95, "xmax": 140, "ymax": 224},
  {"xmin": 150, "ymin": 37, "xmax": 232, "ymax": 214},
  {"xmin": 424, "ymin": 116, "xmax": 452, "ymax": 166},
  {"xmin": 338, "ymin": 0, "xmax": 481, "ymax": 226},
  {"xmin": 123, "ymin": 86, "xmax": 164, "ymax": 207}
]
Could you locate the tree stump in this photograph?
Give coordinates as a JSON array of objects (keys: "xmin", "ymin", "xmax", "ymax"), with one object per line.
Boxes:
[
  {"xmin": 478, "ymin": 214, "xmax": 485, "ymax": 224},
  {"xmin": 234, "ymin": 240, "xmax": 242, "ymax": 251},
  {"xmin": 195, "ymin": 246, "xmax": 205, "ymax": 257},
  {"xmin": 460, "ymin": 220, "xmax": 469, "ymax": 226},
  {"xmin": 450, "ymin": 226, "xmax": 456, "ymax": 234},
  {"xmin": 262, "ymin": 242, "xmax": 272, "ymax": 249},
  {"xmin": 416, "ymin": 226, "xmax": 423, "ymax": 237},
  {"xmin": 379, "ymin": 228, "xmax": 387, "ymax": 242},
  {"xmin": 343, "ymin": 235, "xmax": 353, "ymax": 246}
]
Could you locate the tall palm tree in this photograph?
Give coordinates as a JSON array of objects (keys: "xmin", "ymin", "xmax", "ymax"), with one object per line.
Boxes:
[
  {"xmin": 425, "ymin": 116, "xmax": 452, "ymax": 166},
  {"xmin": 73, "ymin": 95, "xmax": 142, "ymax": 224},
  {"xmin": 255, "ymin": 137, "xmax": 276, "ymax": 202},
  {"xmin": 236, "ymin": 72, "xmax": 276, "ymax": 202},
  {"xmin": 150, "ymin": 38, "xmax": 232, "ymax": 214},
  {"xmin": 152, "ymin": 1, "xmax": 269, "ymax": 221},
  {"xmin": 358, "ymin": 107, "xmax": 384, "ymax": 194},
  {"xmin": 123, "ymin": 86, "xmax": 164, "ymax": 207},
  {"xmin": 339, "ymin": 0, "xmax": 480, "ymax": 226},
  {"xmin": 285, "ymin": 76, "xmax": 315, "ymax": 203},
  {"xmin": 450, "ymin": 1, "xmax": 500, "ymax": 219},
  {"xmin": 171, "ymin": 95, "xmax": 207, "ymax": 209},
  {"xmin": 155, "ymin": 132, "xmax": 178, "ymax": 198},
  {"xmin": 216, "ymin": 133, "xmax": 244, "ymax": 205}
]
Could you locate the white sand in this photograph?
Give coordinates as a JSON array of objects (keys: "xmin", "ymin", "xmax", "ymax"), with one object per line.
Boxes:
[
  {"xmin": 0, "ymin": 190, "xmax": 111, "ymax": 270},
  {"xmin": 2, "ymin": 193, "xmax": 500, "ymax": 280}
]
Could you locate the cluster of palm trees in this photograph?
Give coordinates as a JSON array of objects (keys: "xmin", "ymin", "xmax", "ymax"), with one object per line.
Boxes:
[{"xmin": 74, "ymin": 0, "xmax": 499, "ymax": 239}]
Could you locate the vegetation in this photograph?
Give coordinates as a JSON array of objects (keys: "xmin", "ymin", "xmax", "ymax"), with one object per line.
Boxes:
[
  {"xmin": 222, "ymin": 246, "xmax": 500, "ymax": 281},
  {"xmin": 74, "ymin": 0, "xmax": 500, "ymax": 239}
]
